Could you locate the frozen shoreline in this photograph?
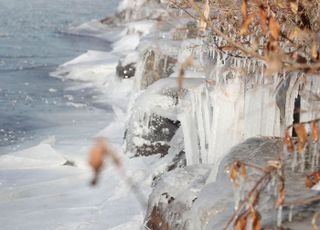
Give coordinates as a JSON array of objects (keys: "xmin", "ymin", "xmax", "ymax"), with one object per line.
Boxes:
[
  {"xmin": 0, "ymin": 2, "xmax": 167, "ymax": 229},
  {"xmin": 2, "ymin": 1, "xmax": 320, "ymax": 229}
]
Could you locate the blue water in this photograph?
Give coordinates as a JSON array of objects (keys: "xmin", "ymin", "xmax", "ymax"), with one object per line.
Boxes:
[{"xmin": 0, "ymin": 0, "xmax": 118, "ymax": 152}]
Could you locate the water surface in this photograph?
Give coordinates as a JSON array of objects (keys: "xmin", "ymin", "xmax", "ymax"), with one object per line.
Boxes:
[{"xmin": 0, "ymin": 0, "xmax": 118, "ymax": 153}]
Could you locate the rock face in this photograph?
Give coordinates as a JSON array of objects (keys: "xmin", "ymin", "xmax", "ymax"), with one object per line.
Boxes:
[
  {"xmin": 145, "ymin": 165, "xmax": 212, "ymax": 230},
  {"xmin": 125, "ymin": 78, "xmax": 204, "ymax": 158},
  {"xmin": 136, "ymin": 49, "xmax": 177, "ymax": 89},
  {"xmin": 126, "ymin": 113, "xmax": 180, "ymax": 157},
  {"xmin": 145, "ymin": 137, "xmax": 320, "ymax": 230},
  {"xmin": 116, "ymin": 62, "xmax": 136, "ymax": 79},
  {"xmin": 125, "ymin": 79, "xmax": 183, "ymax": 157}
]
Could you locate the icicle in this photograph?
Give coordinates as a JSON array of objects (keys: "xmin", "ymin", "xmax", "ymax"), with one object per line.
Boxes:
[
  {"xmin": 271, "ymin": 173, "xmax": 276, "ymax": 187},
  {"xmin": 163, "ymin": 56, "xmax": 168, "ymax": 74},
  {"xmin": 300, "ymin": 150, "xmax": 305, "ymax": 173},
  {"xmin": 312, "ymin": 142, "xmax": 318, "ymax": 171},
  {"xmin": 289, "ymin": 205, "xmax": 294, "ymax": 222},
  {"xmin": 292, "ymin": 150, "xmax": 297, "ymax": 172},
  {"xmin": 233, "ymin": 184, "xmax": 241, "ymax": 210},
  {"xmin": 195, "ymin": 88, "xmax": 207, "ymax": 163},
  {"xmin": 277, "ymin": 206, "xmax": 283, "ymax": 227},
  {"xmin": 317, "ymin": 141, "xmax": 320, "ymax": 168}
]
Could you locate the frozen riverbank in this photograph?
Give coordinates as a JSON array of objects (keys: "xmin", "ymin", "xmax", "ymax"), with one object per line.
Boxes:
[{"xmin": 2, "ymin": 0, "xmax": 320, "ymax": 229}]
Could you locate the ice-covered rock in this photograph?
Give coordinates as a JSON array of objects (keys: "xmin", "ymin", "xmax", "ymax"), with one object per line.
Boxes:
[
  {"xmin": 145, "ymin": 137, "xmax": 320, "ymax": 229},
  {"xmin": 135, "ymin": 48, "xmax": 177, "ymax": 89},
  {"xmin": 50, "ymin": 50, "xmax": 119, "ymax": 84},
  {"xmin": 145, "ymin": 165, "xmax": 212, "ymax": 230},
  {"xmin": 125, "ymin": 79, "xmax": 181, "ymax": 157}
]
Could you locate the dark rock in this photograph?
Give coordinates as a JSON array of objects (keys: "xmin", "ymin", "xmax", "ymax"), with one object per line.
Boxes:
[
  {"xmin": 146, "ymin": 206, "xmax": 170, "ymax": 230},
  {"xmin": 145, "ymin": 137, "xmax": 320, "ymax": 229},
  {"xmin": 145, "ymin": 165, "xmax": 212, "ymax": 230},
  {"xmin": 139, "ymin": 49, "xmax": 177, "ymax": 89},
  {"xmin": 167, "ymin": 150, "xmax": 186, "ymax": 171},
  {"xmin": 126, "ymin": 114, "xmax": 180, "ymax": 157},
  {"xmin": 116, "ymin": 61, "xmax": 136, "ymax": 79},
  {"xmin": 62, "ymin": 160, "xmax": 76, "ymax": 167}
]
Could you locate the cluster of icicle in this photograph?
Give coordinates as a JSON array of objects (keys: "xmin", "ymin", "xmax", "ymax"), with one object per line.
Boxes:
[
  {"xmin": 200, "ymin": 34, "xmax": 265, "ymax": 84},
  {"xmin": 277, "ymin": 119, "xmax": 320, "ymax": 227},
  {"xmin": 285, "ymin": 119, "xmax": 320, "ymax": 173},
  {"xmin": 179, "ymin": 39, "xmax": 289, "ymax": 180},
  {"xmin": 227, "ymin": 160, "xmax": 286, "ymax": 229},
  {"xmin": 179, "ymin": 35, "xmax": 320, "ymax": 182}
]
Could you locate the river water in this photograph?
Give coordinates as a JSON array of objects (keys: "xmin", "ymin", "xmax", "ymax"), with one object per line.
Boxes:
[{"xmin": 0, "ymin": 0, "xmax": 117, "ymax": 153}]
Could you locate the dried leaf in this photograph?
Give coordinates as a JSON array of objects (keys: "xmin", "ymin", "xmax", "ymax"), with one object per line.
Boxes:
[
  {"xmin": 306, "ymin": 171, "xmax": 320, "ymax": 190},
  {"xmin": 294, "ymin": 123, "xmax": 308, "ymax": 154},
  {"xmin": 269, "ymin": 17, "xmax": 280, "ymax": 40},
  {"xmin": 265, "ymin": 50, "xmax": 282, "ymax": 76},
  {"xmin": 311, "ymin": 212, "xmax": 319, "ymax": 230},
  {"xmin": 89, "ymin": 140, "xmax": 107, "ymax": 171},
  {"xmin": 88, "ymin": 139, "xmax": 108, "ymax": 185},
  {"xmin": 199, "ymin": 0, "xmax": 210, "ymax": 31},
  {"xmin": 311, "ymin": 36, "xmax": 319, "ymax": 61},
  {"xmin": 288, "ymin": 27, "xmax": 307, "ymax": 42},
  {"xmin": 267, "ymin": 160, "xmax": 281, "ymax": 169},
  {"xmin": 177, "ymin": 56, "xmax": 193, "ymax": 94},
  {"xmin": 276, "ymin": 176, "xmax": 286, "ymax": 208},
  {"xmin": 88, "ymin": 138, "xmax": 121, "ymax": 185},
  {"xmin": 234, "ymin": 211, "xmax": 249, "ymax": 230},
  {"xmin": 240, "ymin": 14, "xmax": 254, "ymax": 35},
  {"xmin": 284, "ymin": 129, "xmax": 294, "ymax": 153},
  {"xmin": 241, "ymin": 0, "xmax": 247, "ymax": 19},
  {"xmin": 259, "ymin": 6, "xmax": 267, "ymax": 33},
  {"xmin": 220, "ymin": 45, "xmax": 237, "ymax": 52},
  {"xmin": 250, "ymin": 208, "xmax": 262, "ymax": 230},
  {"xmin": 289, "ymin": 2, "xmax": 298, "ymax": 14},
  {"xmin": 312, "ymin": 121, "xmax": 319, "ymax": 143},
  {"xmin": 241, "ymin": 164, "xmax": 247, "ymax": 178},
  {"xmin": 229, "ymin": 161, "xmax": 241, "ymax": 187}
]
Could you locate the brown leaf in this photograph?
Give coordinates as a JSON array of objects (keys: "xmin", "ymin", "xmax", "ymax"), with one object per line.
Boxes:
[
  {"xmin": 312, "ymin": 212, "xmax": 320, "ymax": 230},
  {"xmin": 88, "ymin": 138, "xmax": 121, "ymax": 185},
  {"xmin": 229, "ymin": 161, "xmax": 241, "ymax": 187},
  {"xmin": 89, "ymin": 140, "xmax": 107, "ymax": 173},
  {"xmin": 269, "ymin": 17, "xmax": 280, "ymax": 40},
  {"xmin": 265, "ymin": 50, "xmax": 282, "ymax": 76},
  {"xmin": 311, "ymin": 35, "xmax": 319, "ymax": 61},
  {"xmin": 241, "ymin": 0, "xmax": 248, "ymax": 19},
  {"xmin": 267, "ymin": 160, "xmax": 281, "ymax": 169},
  {"xmin": 220, "ymin": 45, "xmax": 237, "ymax": 52},
  {"xmin": 312, "ymin": 121, "xmax": 319, "ymax": 143},
  {"xmin": 306, "ymin": 171, "xmax": 320, "ymax": 190},
  {"xmin": 199, "ymin": 0, "xmax": 210, "ymax": 31},
  {"xmin": 259, "ymin": 5, "xmax": 267, "ymax": 33},
  {"xmin": 234, "ymin": 211, "xmax": 249, "ymax": 230},
  {"xmin": 88, "ymin": 139, "xmax": 107, "ymax": 185},
  {"xmin": 284, "ymin": 129, "xmax": 294, "ymax": 153},
  {"xmin": 177, "ymin": 56, "xmax": 193, "ymax": 94},
  {"xmin": 294, "ymin": 123, "xmax": 308, "ymax": 154},
  {"xmin": 241, "ymin": 164, "xmax": 247, "ymax": 178},
  {"xmin": 289, "ymin": 2, "xmax": 298, "ymax": 14},
  {"xmin": 250, "ymin": 208, "xmax": 262, "ymax": 230},
  {"xmin": 240, "ymin": 14, "xmax": 254, "ymax": 35},
  {"xmin": 288, "ymin": 27, "xmax": 307, "ymax": 42},
  {"xmin": 276, "ymin": 176, "xmax": 286, "ymax": 208}
]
